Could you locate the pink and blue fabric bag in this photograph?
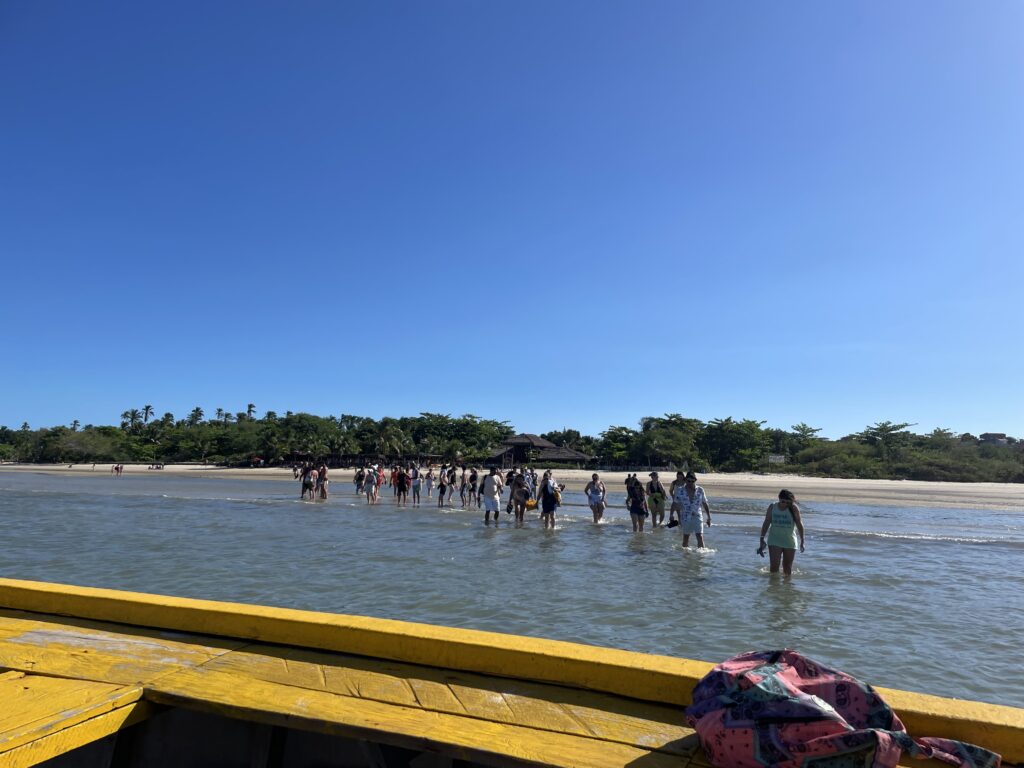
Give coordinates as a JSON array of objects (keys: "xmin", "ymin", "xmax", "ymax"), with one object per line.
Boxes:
[{"xmin": 685, "ymin": 650, "xmax": 1001, "ymax": 768}]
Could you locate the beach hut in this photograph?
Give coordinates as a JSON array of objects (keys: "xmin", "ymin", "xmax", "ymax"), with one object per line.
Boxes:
[
  {"xmin": 535, "ymin": 445, "xmax": 594, "ymax": 466},
  {"xmin": 488, "ymin": 434, "xmax": 592, "ymax": 467}
]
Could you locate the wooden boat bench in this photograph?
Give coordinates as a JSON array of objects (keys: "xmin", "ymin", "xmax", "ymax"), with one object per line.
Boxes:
[{"xmin": 0, "ymin": 580, "xmax": 1019, "ymax": 768}]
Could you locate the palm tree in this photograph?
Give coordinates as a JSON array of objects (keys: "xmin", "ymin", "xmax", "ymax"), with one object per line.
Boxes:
[
  {"xmin": 188, "ymin": 407, "xmax": 204, "ymax": 427},
  {"xmin": 215, "ymin": 408, "xmax": 225, "ymax": 423},
  {"xmin": 246, "ymin": 403, "xmax": 256, "ymax": 420},
  {"xmin": 121, "ymin": 409, "xmax": 142, "ymax": 431},
  {"xmin": 374, "ymin": 422, "xmax": 408, "ymax": 459},
  {"xmin": 142, "ymin": 405, "xmax": 154, "ymax": 423},
  {"xmin": 263, "ymin": 411, "xmax": 278, "ymax": 422},
  {"xmin": 70, "ymin": 420, "xmax": 80, "ymax": 432}
]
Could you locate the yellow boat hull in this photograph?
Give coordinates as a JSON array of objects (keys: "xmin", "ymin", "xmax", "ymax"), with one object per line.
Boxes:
[{"xmin": 0, "ymin": 578, "xmax": 1018, "ymax": 767}]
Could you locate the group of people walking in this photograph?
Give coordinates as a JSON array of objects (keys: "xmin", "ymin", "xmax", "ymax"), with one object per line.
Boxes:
[
  {"xmin": 305, "ymin": 463, "xmax": 807, "ymax": 575},
  {"xmin": 346, "ymin": 464, "xmax": 564, "ymax": 528},
  {"xmin": 296, "ymin": 463, "xmax": 329, "ymax": 500}
]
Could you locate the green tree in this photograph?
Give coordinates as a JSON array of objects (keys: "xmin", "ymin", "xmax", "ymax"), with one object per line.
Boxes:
[
  {"xmin": 599, "ymin": 426, "xmax": 639, "ymax": 466},
  {"xmin": 121, "ymin": 409, "xmax": 142, "ymax": 432},
  {"xmin": 791, "ymin": 423, "xmax": 822, "ymax": 440},
  {"xmin": 142, "ymin": 405, "xmax": 154, "ymax": 423},
  {"xmin": 699, "ymin": 417, "xmax": 769, "ymax": 471},
  {"xmin": 374, "ymin": 419, "xmax": 408, "ymax": 458},
  {"xmin": 855, "ymin": 421, "xmax": 914, "ymax": 461}
]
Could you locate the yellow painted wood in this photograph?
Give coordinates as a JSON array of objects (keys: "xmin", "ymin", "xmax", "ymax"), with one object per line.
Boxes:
[
  {"xmin": 0, "ymin": 579, "xmax": 1019, "ymax": 764},
  {"xmin": 149, "ymin": 666, "xmax": 687, "ymax": 768},
  {"xmin": 0, "ymin": 700, "xmax": 154, "ymax": 768},
  {"xmin": 878, "ymin": 686, "xmax": 1024, "ymax": 766},
  {"xmin": 0, "ymin": 609, "xmax": 245, "ymax": 686},
  {"xmin": 0, "ymin": 578, "xmax": 711, "ymax": 706},
  {"xmin": 0, "ymin": 674, "xmax": 141, "ymax": 755},
  {"xmin": 199, "ymin": 644, "xmax": 696, "ymax": 757}
]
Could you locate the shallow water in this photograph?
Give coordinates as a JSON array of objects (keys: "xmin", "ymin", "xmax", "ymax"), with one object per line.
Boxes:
[{"xmin": 1, "ymin": 471, "xmax": 1022, "ymax": 708}]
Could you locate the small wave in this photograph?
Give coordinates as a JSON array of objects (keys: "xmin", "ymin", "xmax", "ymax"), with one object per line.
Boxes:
[
  {"xmin": 820, "ymin": 528, "xmax": 1014, "ymax": 545},
  {"xmin": 681, "ymin": 546, "xmax": 717, "ymax": 555}
]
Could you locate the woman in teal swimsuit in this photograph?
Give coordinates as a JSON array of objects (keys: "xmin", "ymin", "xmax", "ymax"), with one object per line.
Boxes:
[{"xmin": 758, "ymin": 489, "xmax": 805, "ymax": 576}]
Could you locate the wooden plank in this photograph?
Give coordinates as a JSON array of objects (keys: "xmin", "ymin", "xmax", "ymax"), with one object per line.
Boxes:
[
  {"xmin": 148, "ymin": 667, "xmax": 687, "ymax": 768},
  {"xmin": 0, "ymin": 699, "xmax": 154, "ymax": 768},
  {"xmin": 0, "ymin": 582, "xmax": 1019, "ymax": 765},
  {"xmin": 0, "ymin": 674, "xmax": 141, "ymax": 755},
  {"xmin": 0, "ymin": 579, "xmax": 712, "ymax": 707},
  {"xmin": 0, "ymin": 610, "xmax": 246, "ymax": 686},
  {"xmin": 202, "ymin": 644, "xmax": 696, "ymax": 757}
]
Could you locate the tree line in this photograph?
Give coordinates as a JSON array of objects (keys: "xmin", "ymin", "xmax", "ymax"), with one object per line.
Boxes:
[{"xmin": 1, "ymin": 408, "xmax": 1022, "ymax": 483}]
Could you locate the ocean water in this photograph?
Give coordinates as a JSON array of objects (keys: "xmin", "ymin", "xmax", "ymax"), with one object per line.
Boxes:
[{"xmin": 1, "ymin": 471, "xmax": 1022, "ymax": 708}]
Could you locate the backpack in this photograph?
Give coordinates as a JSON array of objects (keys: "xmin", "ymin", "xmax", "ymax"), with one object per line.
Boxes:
[{"xmin": 685, "ymin": 650, "xmax": 1001, "ymax": 768}]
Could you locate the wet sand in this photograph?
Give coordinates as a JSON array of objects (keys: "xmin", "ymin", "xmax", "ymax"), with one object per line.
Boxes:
[{"xmin": 3, "ymin": 463, "xmax": 1022, "ymax": 510}]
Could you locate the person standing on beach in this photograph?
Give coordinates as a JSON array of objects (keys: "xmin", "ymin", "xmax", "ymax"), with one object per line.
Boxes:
[
  {"xmin": 468, "ymin": 467, "xmax": 479, "ymax": 507},
  {"xmin": 447, "ymin": 465, "xmax": 458, "ymax": 505},
  {"xmin": 674, "ymin": 472, "xmax": 712, "ymax": 548},
  {"xmin": 318, "ymin": 464, "xmax": 329, "ymax": 500},
  {"xmin": 538, "ymin": 470, "xmax": 559, "ymax": 530},
  {"xmin": 505, "ymin": 469, "xmax": 516, "ymax": 514},
  {"xmin": 481, "ymin": 467, "xmax": 503, "ymax": 524},
  {"xmin": 425, "ymin": 468, "xmax": 435, "ymax": 498},
  {"xmin": 395, "ymin": 466, "xmax": 409, "ymax": 507},
  {"xmin": 355, "ymin": 468, "xmax": 365, "ymax": 494},
  {"xmin": 584, "ymin": 473, "xmax": 606, "ymax": 523},
  {"xmin": 437, "ymin": 469, "xmax": 448, "ymax": 508},
  {"xmin": 364, "ymin": 468, "xmax": 378, "ymax": 504},
  {"xmin": 459, "ymin": 468, "xmax": 469, "ymax": 507},
  {"xmin": 668, "ymin": 471, "xmax": 685, "ymax": 524},
  {"xmin": 511, "ymin": 473, "xmax": 531, "ymax": 525},
  {"xmin": 646, "ymin": 472, "xmax": 668, "ymax": 527},
  {"xmin": 759, "ymin": 489, "xmax": 805, "ymax": 576},
  {"xmin": 411, "ymin": 468, "xmax": 422, "ymax": 507},
  {"xmin": 304, "ymin": 466, "xmax": 318, "ymax": 500},
  {"xmin": 626, "ymin": 476, "xmax": 649, "ymax": 532}
]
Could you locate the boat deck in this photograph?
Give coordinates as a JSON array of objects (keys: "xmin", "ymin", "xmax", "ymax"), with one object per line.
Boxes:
[
  {"xmin": 0, "ymin": 607, "xmax": 698, "ymax": 767},
  {"xmin": 0, "ymin": 579, "xmax": 1019, "ymax": 768}
]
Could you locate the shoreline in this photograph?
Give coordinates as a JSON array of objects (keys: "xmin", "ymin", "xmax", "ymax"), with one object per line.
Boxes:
[{"xmin": 2, "ymin": 462, "xmax": 1022, "ymax": 510}]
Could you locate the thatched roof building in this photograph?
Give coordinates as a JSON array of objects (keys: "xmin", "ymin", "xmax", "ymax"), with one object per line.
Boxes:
[
  {"xmin": 502, "ymin": 434, "xmax": 557, "ymax": 449},
  {"xmin": 487, "ymin": 434, "xmax": 593, "ymax": 467},
  {"xmin": 535, "ymin": 446, "xmax": 592, "ymax": 463}
]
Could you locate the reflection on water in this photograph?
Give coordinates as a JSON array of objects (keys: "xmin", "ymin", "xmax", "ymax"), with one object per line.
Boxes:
[
  {"xmin": 0, "ymin": 471, "xmax": 1022, "ymax": 708},
  {"xmin": 762, "ymin": 577, "xmax": 809, "ymax": 633}
]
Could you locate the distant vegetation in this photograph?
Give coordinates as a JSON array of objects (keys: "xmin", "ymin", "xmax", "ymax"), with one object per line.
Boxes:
[{"xmin": 1, "ymin": 408, "xmax": 1022, "ymax": 483}]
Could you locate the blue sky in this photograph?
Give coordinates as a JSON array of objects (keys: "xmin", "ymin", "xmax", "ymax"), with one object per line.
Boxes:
[{"xmin": 2, "ymin": 1, "xmax": 1022, "ymax": 439}]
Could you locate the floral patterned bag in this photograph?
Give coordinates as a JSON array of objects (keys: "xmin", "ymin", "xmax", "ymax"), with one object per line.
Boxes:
[{"xmin": 684, "ymin": 650, "xmax": 1001, "ymax": 768}]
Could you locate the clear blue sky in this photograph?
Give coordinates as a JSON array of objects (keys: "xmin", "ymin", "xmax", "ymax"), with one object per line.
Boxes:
[{"xmin": 2, "ymin": 2, "xmax": 1022, "ymax": 439}]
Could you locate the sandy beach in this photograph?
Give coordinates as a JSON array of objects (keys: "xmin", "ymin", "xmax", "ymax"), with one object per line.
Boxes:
[{"xmin": 3, "ymin": 463, "xmax": 1022, "ymax": 510}]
